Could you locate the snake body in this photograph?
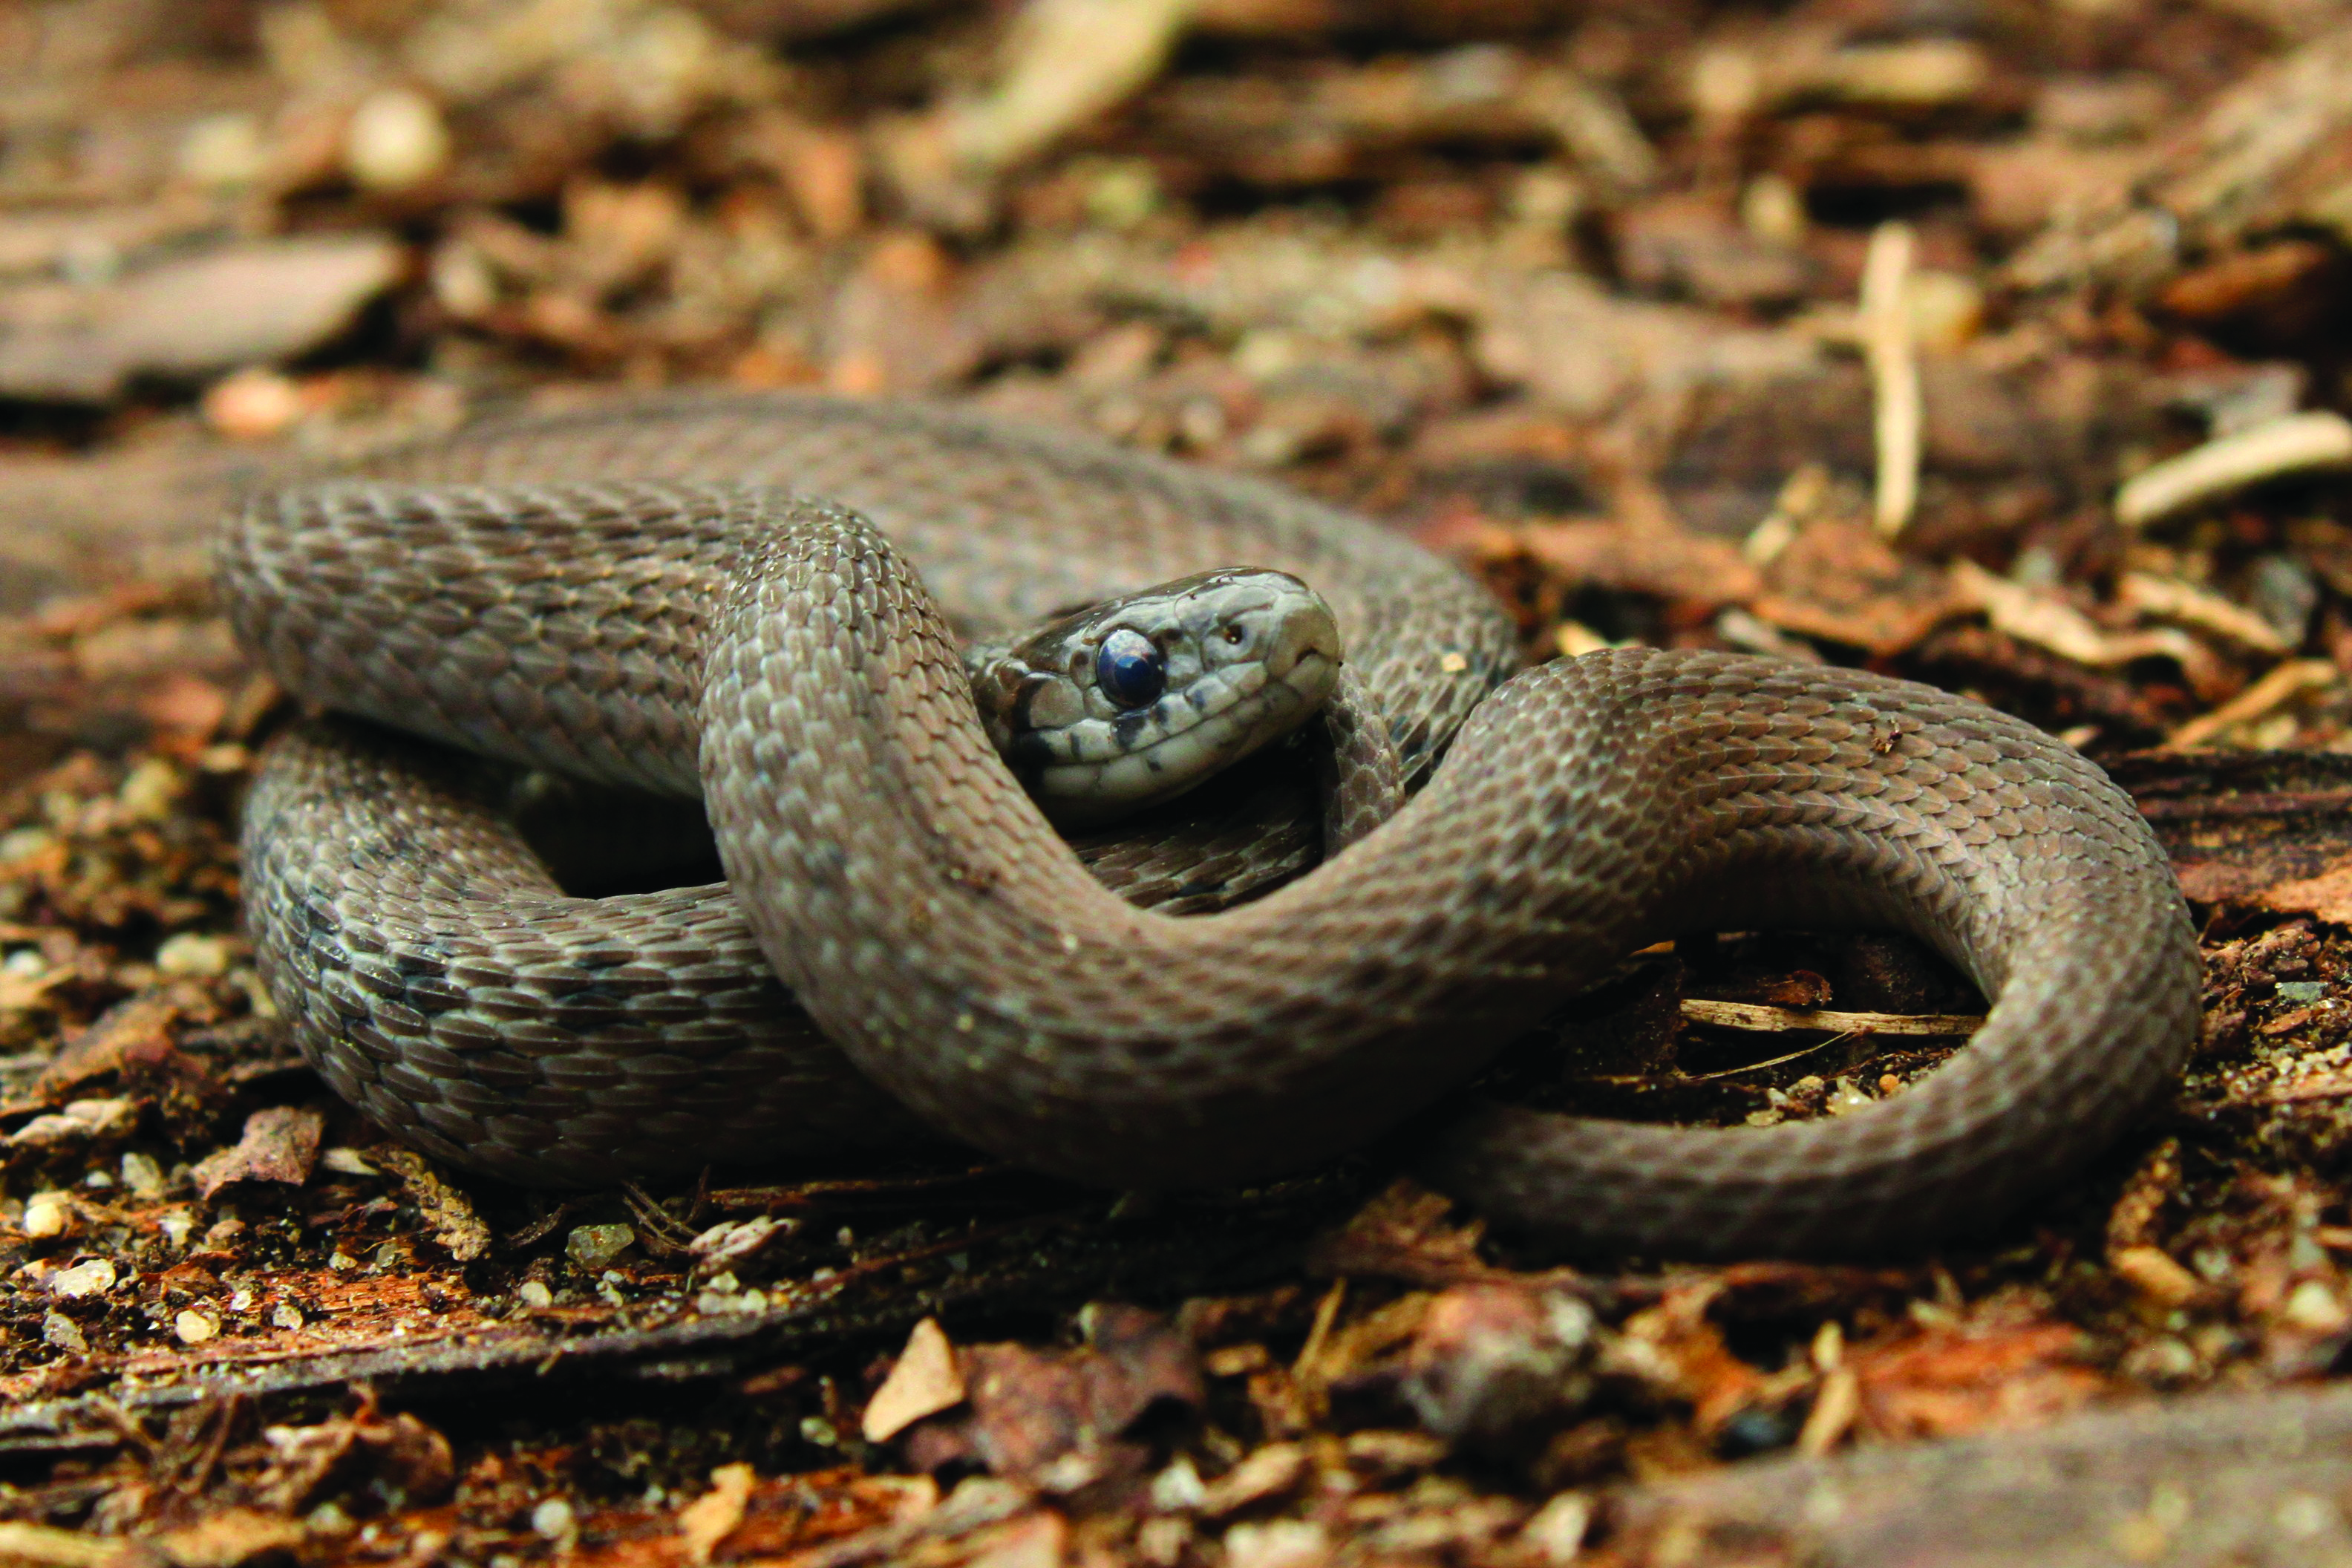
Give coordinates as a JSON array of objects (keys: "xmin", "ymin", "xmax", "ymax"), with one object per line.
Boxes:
[{"xmin": 224, "ymin": 392, "xmax": 2202, "ymax": 1257}]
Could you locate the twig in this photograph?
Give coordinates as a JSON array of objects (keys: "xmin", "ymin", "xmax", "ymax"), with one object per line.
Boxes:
[
  {"xmin": 1950, "ymin": 560, "xmax": 2208, "ymax": 673},
  {"xmin": 2117, "ymin": 572, "xmax": 2293, "ymax": 656},
  {"xmin": 622, "ymin": 1182, "xmax": 701, "ymax": 1258},
  {"xmin": 702, "ymin": 1165, "xmax": 1013, "ymax": 1212},
  {"xmin": 1675, "ymin": 1034, "xmax": 1855, "ymax": 1082},
  {"xmin": 2115, "ymin": 411, "xmax": 2352, "ymax": 531},
  {"xmin": 1862, "ymin": 222, "xmax": 1920, "ymax": 539},
  {"xmin": 1742, "ymin": 462, "xmax": 1830, "ymax": 568},
  {"xmin": 1680, "ymin": 999, "xmax": 1984, "ymax": 1037},
  {"xmin": 2166, "ymin": 658, "xmax": 2339, "ymax": 749}
]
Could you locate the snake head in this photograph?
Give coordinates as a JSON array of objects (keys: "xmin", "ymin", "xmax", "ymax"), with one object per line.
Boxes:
[{"xmin": 969, "ymin": 567, "xmax": 1342, "ymax": 826}]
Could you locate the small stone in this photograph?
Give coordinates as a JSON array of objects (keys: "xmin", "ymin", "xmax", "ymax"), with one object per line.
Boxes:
[
  {"xmin": 48, "ymin": 1258, "xmax": 117, "ymax": 1299},
  {"xmin": 21, "ymin": 1192, "xmax": 71, "ymax": 1238},
  {"xmin": 2120, "ymin": 1336, "xmax": 2199, "ymax": 1384},
  {"xmin": 566, "ymin": 1224, "xmax": 636, "ymax": 1271},
  {"xmin": 2283, "ymin": 1280, "xmax": 2350, "ymax": 1333},
  {"xmin": 41, "ymin": 1312, "xmax": 85, "ymax": 1353},
  {"xmin": 120, "ymin": 1151, "xmax": 166, "ymax": 1198},
  {"xmin": 2278, "ymin": 981, "xmax": 2329, "ymax": 1004},
  {"xmin": 1906, "ymin": 269, "xmax": 1983, "ymax": 353},
  {"xmin": 156, "ymin": 932, "xmax": 233, "ymax": 979},
  {"xmin": 329, "ymin": 1251, "xmax": 358, "ymax": 1273},
  {"xmin": 0, "ymin": 828, "xmax": 53, "ymax": 864},
  {"xmin": 200, "ymin": 368, "xmax": 306, "ymax": 442},
  {"xmin": 304, "ymin": 1501, "xmax": 356, "ymax": 1538},
  {"xmin": 320, "ymin": 1147, "xmax": 379, "ymax": 1177},
  {"xmin": 272, "ymin": 1302, "xmax": 305, "ymax": 1330},
  {"xmin": 344, "ymin": 88, "xmax": 451, "ymax": 192},
  {"xmin": 176, "ymin": 1310, "xmax": 219, "ymax": 1344},
  {"xmin": 1149, "ymin": 1455, "xmax": 1207, "ymax": 1512},
  {"xmin": 1740, "ymin": 173, "xmax": 1806, "ymax": 245},
  {"xmin": 1222, "ymin": 1519, "xmax": 1327, "ymax": 1568},
  {"xmin": 1399, "ymin": 1286, "xmax": 1598, "ymax": 1446},
  {"xmin": 117, "ymin": 758, "xmax": 184, "ymax": 822},
  {"xmin": 529, "ymin": 1499, "xmax": 575, "ymax": 1541},
  {"xmin": 1520, "ymin": 1493, "xmax": 1591, "ymax": 1565},
  {"xmin": 517, "ymin": 1279, "xmax": 555, "ymax": 1308},
  {"xmin": 158, "ymin": 1211, "xmax": 195, "ymax": 1248},
  {"xmin": 177, "ymin": 112, "xmax": 270, "ymax": 189},
  {"xmin": 1136, "ymin": 1515, "xmax": 1190, "ymax": 1567},
  {"xmin": 430, "ymin": 240, "xmax": 499, "ymax": 319}
]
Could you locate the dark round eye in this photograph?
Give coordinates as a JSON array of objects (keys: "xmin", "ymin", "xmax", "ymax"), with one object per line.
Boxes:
[
  {"xmin": 1221, "ymin": 623, "xmax": 1246, "ymax": 644},
  {"xmin": 1094, "ymin": 628, "xmax": 1165, "ymax": 709}
]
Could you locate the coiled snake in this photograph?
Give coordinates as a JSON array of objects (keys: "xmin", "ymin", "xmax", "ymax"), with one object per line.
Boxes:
[{"xmin": 221, "ymin": 392, "xmax": 2201, "ymax": 1257}]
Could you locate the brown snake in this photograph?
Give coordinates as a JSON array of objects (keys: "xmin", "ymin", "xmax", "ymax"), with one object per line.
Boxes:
[{"xmin": 221, "ymin": 392, "xmax": 2202, "ymax": 1257}]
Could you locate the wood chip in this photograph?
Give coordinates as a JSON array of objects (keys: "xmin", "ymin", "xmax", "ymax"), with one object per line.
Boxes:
[
  {"xmin": 1950, "ymin": 560, "xmax": 2209, "ymax": 673},
  {"xmin": 2117, "ymin": 572, "xmax": 2293, "ymax": 656},
  {"xmin": 0, "ymin": 1522, "xmax": 128, "ymax": 1568},
  {"xmin": 863, "ymin": 1317, "xmax": 967, "ymax": 1443},
  {"xmin": 2116, "ymin": 411, "xmax": 2352, "ymax": 531},
  {"xmin": 373, "ymin": 1147, "xmax": 492, "ymax": 1261},
  {"xmin": 2166, "ymin": 658, "xmax": 2339, "ymax": 749},
  {"xmin": 1797, "ymin": 1365, "xmax": 1859, "ymax": 1457},
  {"xmin": 2111, "ymin": 1247, "xmax": 2205, "ymax": 1309},
  {"xmin": 189, "ymin": 1105, "xmax": 324, "ymax": 1198},
  {"xmin": 678, "ymin": 1463, "xmax": 757, "ymax": 1565}
]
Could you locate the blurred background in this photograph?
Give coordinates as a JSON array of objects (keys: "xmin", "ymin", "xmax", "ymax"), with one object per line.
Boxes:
[{"xmin": 4, "ymin": 0, "xmax": 2350, "ymax": 766}]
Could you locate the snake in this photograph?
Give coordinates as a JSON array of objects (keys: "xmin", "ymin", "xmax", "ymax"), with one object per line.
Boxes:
[{"xmin": 220, "ymin": 391, "xmax": 2203, "ymax": 1258}]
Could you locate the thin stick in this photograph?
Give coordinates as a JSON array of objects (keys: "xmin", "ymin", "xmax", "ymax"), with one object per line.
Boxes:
[
  {"xmin": 2166, "ymin": 658, "xmax": 2338, "ymax": 749},
  {"xmin": 2114, "ymin": 410, "xmax": 2352, "ymax": 530},
  {"xmin": 1680, "ymin": 998, "xmax": 1984, "ymax": 1036},
  {"xmin": 1863, "ymin": 221, "xmax": 1920, "ymax": 539}
]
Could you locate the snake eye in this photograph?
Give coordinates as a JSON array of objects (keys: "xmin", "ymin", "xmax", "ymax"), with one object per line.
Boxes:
[{"xmin": 1094, "ymin": 628, "xmax": 1165, "ymax": 709}]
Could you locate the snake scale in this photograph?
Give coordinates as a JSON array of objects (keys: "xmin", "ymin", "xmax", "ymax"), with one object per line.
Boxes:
[{"xmin": 221, "ymin": 392, "xmax": 2202, "ymax": 1257}]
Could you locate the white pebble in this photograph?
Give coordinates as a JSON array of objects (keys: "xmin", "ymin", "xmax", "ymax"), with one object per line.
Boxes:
[
  {"xmin": 157, "ymin": 932, "xmax": 233, "ymax": 979},
  {"xmin": 48, "ymin": 1258, "xmax": 117, "ymax": 1299},
  {"xmin": 22, "ymin": 1191, "xmax": 72, "ymax": 1239},
  {"xmin": 530, "ymin": 1499, "xmax": 575, "ymax": 1541},
  {"xmin": 344, "ymin": 88, "xmax": 451, "ymax": 192},
  {"xmin": 120, "ymin": 1151, "xmax": 166, "ymax": 1198}
]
